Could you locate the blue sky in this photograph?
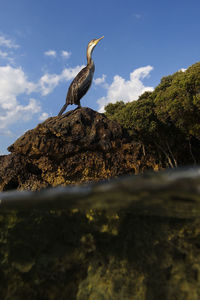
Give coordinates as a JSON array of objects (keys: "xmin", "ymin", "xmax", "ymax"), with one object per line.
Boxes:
[{"xmin": 0, "ymin": 0, "xmax": 199, "ymax": 154}]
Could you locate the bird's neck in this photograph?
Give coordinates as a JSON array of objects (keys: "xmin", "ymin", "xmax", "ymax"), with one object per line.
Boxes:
[{"xmin": 87, "ymin": 46, "xmax": 94, "ymax": 66}]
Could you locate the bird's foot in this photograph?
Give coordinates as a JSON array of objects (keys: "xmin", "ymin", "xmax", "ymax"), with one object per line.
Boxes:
[{"xmin": 74, "ymin": 105, "xmax": 81, "ymax": 111}]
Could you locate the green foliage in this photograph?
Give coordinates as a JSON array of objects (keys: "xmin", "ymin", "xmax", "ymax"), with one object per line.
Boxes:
[
  {"xmin": 105, "ymin": 62, "xmax": 200, "ymax": 137},
  {"xmin": 104, "ymin": 101, "xmax": 125, "ymax": 118},
  {"xmin": 153, "ymin": 63, "xmax": 200, "ymax": 138},
  {"xmin": 105, "ymin": 62, "xmax": 200, "ymax": 167},
  {"xmin": 105, "ymin": 99, "xmax": 159, "ymax": 140}
]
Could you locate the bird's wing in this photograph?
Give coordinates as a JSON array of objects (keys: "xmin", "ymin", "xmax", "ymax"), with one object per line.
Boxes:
[
  {"xmin": 66, "ymin": 66, "xmax": 93, "ymax": 105},
  {"xmin": 77, "ymin": 72, "xmax": 93, "ymax": 100}
]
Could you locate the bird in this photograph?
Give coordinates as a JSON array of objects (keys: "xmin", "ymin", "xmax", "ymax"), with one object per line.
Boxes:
[{"xmin": 58, "ymin": 36, "xmax": 104, "ymax": 116}]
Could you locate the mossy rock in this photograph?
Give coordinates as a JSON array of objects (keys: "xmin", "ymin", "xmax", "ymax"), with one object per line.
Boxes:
[{"xmin": 1, "ymin": 209, "xmax": 200, "ymax": 299}]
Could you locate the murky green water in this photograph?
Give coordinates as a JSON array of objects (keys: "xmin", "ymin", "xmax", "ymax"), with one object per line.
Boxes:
[{"xmin": 1, "ymin": 167, "xmax": 200, "ymax": 300}]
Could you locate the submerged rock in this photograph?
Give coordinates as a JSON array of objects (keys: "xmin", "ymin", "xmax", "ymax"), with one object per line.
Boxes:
[
  {"xmin": 1, "ymin": 167, "xmax": 200, "ymax": 299},
  {"xmin": 0, "ymin": 107, "xmax": 159, "ymax": 191}
]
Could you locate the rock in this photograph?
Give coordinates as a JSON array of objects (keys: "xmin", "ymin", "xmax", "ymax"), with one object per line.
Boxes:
[
  {"xmin": 8, "ymin": 107, "xmax": 126, "ymax": 157},
  {"xmin": 1, "ymin": 205, "xmax": 200, "ymax": 299},
  {"xmin": 0, "ymin": 108, "xmax": 159, "ymax": 191}
]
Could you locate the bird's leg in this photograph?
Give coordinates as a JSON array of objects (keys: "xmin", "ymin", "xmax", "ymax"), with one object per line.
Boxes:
[
  {"xmin": 77, "ymin": 99, "xmax": 81, "ymax": 108},
  {"xmin": 58, "ymin": 103, "xmax": 68, "ymax": 116},
  {"xmin": 74, "ymin": 105, "xmax": 81, "ymax": 111},
  {"xmin": 75, "ymin": 102, "xmax": 81, "ymax": 110}
]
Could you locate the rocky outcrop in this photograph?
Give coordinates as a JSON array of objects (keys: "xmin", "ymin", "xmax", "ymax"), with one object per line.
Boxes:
[{"xmin": 0, "ymin": 108, "xmax": 159, "ymax": 191}]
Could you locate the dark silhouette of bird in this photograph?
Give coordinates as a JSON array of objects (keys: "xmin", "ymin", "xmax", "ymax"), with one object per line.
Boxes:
[{"xmin": 58, "ymin": 36, "xmax": 104, "ymax": 116}]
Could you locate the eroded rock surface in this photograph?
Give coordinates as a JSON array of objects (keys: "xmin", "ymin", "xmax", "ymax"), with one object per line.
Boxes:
[{"xmin": 0, "ymin": 108, "xmax": 158, "ymax": 191}]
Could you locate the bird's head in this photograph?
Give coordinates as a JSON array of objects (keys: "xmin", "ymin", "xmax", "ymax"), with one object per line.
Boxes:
[{"xmin": 87, "ymin": 36, "xmax": 104, "ymax": 56}]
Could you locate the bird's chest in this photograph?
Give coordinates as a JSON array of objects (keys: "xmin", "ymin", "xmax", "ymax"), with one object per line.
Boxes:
[
  {"xmin": 83, "ymin": 65, "xmax": 95, "ymax": 88},
  {"xmin": 88, "ymin": 64, "xmax": 95, "ymax": 80}
]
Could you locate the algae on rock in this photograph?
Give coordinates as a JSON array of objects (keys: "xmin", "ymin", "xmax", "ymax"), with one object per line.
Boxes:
[{"xmin": 1, "ymin": 209, "xmax": 200, "ymax": 299}]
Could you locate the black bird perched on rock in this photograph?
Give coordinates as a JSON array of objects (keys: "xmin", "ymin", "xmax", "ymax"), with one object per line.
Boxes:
[{"xmin": 58, "ymin": 36, "xmax": 104, "ymax": 116}]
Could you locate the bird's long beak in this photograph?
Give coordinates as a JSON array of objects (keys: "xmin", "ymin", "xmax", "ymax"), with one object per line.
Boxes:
[{"xmin": 95, "ymin": 36, "xmax": 104, "ymax": 44}]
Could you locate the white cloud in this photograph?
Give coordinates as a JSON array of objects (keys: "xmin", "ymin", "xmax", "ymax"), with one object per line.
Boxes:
[
  {"xmin": 0, "ymin": 33, "xmax": 84, "ymax": 139},
  {"xmin": 39, "ymin": 65, "xmax": 84, "ymax": 96},
  {"xmin": 0, "ymin": 65, "xmax": 40, "ymax": 133},
  {"xmin": 39, "ymin": 112, "xmax": 49, "ymax": 121},
  {"xmin": 0, "ymin": 50, "xmax": 8, "ymax": 58},
  {"xmin": 44, "ymin": 50, "xmax": 57, "ymax": 57},
  {"xmin": 61, "ymin": 50, "xmax": 71, "ymax": 59},
  {"xmin": 179, "ymin": 68, "xmax": 187, "ymax": 72},
  {"xmin": 0, "ymin": 35, "xmax": 41, "ymax": 135},
  {"xmin": 0, "ymin": 63, "xmax": 84, "ymax": 135},
  {"xmin": 97, "ymin": 66, "xmax": 154, "ymax": 112},
  {"xmin": 0, "ymin": 98, "xmax": 41, "ymax": 132},
  {"xmin": 0, "ymin": 34, "xmax": 19, "ymax": 49},
  {"xmin": 0, "ymin": 65, "xmax": 36, "ymax": 106},
  {"xmin": 0, "ymin": 34, "xmax": 19, "ymax": 63},
  {"xmin": 133, "ymin": 13, "xmax": 142, "ymax": 19},
  {"xmin": 94, "ymin": 74, "xmax": 107, "ymax": 86},
  {"xmin": 39, "ymin": 73, "xmax": 61, "ymax": 96},
  {"xmin": 61, "ymin": 65, "xmax": 84, "ymax": 81},
  {"xmin": 0, "ymin": 63, "xmax": 84, "ymax": 124},
  {"xmin": 44, "ymin": 50, "xmax": 72, "ymax": 59}
]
